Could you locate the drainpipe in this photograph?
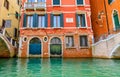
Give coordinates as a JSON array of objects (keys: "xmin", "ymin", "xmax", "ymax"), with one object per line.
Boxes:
[{"xmin": 103, "ymin": 0, "xmax": 110, "ymax": 35}]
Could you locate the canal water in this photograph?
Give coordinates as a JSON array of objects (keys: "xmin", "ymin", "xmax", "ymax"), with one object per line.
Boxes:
[{"xmin": 0, "ymin": 58, "xmax": 120, "ymax": 77}]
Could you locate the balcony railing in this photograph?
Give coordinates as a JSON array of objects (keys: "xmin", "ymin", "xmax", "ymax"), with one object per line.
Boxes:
[{"xmin": 24, "ymin": 2, "xmax": 46, "ymax": 10}]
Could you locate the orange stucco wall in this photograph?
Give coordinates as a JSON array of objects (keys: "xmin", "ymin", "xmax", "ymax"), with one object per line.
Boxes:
[
  {"xmin": 19, "ymin": 0, "xmax": 93, "ymax": 58},
  {"xmin": 90, "ymin": 0, "xmax": 120, "ymax": 42}
]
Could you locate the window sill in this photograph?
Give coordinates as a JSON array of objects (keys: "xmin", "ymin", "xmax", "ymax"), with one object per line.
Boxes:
[
  {"xmin": 22, "ymin": 27, "xmax": 47, "ymax": 29},
  {"xmin": 66, "ymin": 47, "xmax": 76, "ymax": 49},
  {"xmin": 52, "ymin": 27, "xmax": 63, "ymax": 29},
  {"xmin": 77, "ymin": 27, "xmax": 87, "ymax": 29},
  {"xmin": 79, "ymin": 46, "xmax": 89, "ymax": 49},
  {"xmin": 52, "ymin": 5, "xmax": 61, "ymax": 6},
  {"xmin": 77, "ymin": 4, "xmax": 84, "ymax": 6}
]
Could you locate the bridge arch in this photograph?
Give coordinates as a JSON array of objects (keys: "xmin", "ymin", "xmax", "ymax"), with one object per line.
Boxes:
[{"xmin": 110, "ymin": 44, "xmax": 120, "ymax": 58}]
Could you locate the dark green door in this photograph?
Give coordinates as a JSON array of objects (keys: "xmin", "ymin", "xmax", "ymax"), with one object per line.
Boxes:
[
  {"xmin": 50, "ymin": 37, "xmax": 62, "ymax": 55},
  {"xmin": 29, "ymin": 38, "xmax": 41, "ymax": 55}
]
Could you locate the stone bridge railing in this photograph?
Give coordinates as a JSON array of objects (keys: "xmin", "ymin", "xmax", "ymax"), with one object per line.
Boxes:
[
  {"xmin": 0, "ymin": 34, "xmax": 15, "ymax": 57},
  {"xmin": 92, "ymin": 32, "xmax": 120, "ymax": 58}
]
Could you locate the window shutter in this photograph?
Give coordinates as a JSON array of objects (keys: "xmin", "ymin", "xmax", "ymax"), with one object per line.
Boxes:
[
  {"xmin": 33, "ymin": 13, "xmax": 38, "ymax": 27},
  {"xmin": 36, "ymin": 14, "xmax": 38, "ymax": 27},
  {"xmin": 50, "ymin": 14, "xmax": 53, "ymax": 27},
  {"xmin": 76, "ymin": 13, "xmax": 79, "ymax": 27},
  {"xmin": 14, "ymin": 28, "xmax": 17, "ymax": 38},
  {"xmin": 114, "ymin": 14, "xmax": 119, "ymax": 29},
  {"xmin": 23, "ymin": 14, "xmax": 27, "ymax": 27},
  {"xmin": 45, "ymin": 14, "xmax": 48, "ymax": 27},
  {"xmin": 82, "ymin": 14, "xmax": 86, "ymax": 27},
  {"xmin": 60, "ymin": 13, "xmax": 64, "ymax": 27}
]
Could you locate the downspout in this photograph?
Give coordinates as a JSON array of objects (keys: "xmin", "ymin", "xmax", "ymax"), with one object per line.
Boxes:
[{"xmin": 103, "ymin": 0, "xmax": 110, "ymax": 35}]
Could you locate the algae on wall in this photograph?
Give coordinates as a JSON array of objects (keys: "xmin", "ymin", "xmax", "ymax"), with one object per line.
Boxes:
[{"xmin": 0, "ymin": 38, "xmax": 10, "ymax": 57}]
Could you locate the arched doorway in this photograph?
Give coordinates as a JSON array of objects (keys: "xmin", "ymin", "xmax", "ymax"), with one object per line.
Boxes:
[
  {"xmin": 50, "ymin": 37, "xmax": 62, "ymax": 56},
  {"xmin": 113, "ymin": 10, "xmax": 120, "ymax": 30},
  {"xmin": 29, "ymin": 37, "xmax": 41, "ymax": 55}
]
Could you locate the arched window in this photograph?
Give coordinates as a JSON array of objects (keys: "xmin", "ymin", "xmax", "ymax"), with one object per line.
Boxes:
[
  {"xmin": 113, "ymin": 10, "xmax": 120, "ymax": 30},
  {"xmin": 108, "ymin": 0, "xmax": 114, "ymax": 4}
]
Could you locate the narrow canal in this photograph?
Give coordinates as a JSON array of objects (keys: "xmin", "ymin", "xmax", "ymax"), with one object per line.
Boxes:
[{"xmin": 0, "ymin": 58, "xmax": 120, "ymax": 77}]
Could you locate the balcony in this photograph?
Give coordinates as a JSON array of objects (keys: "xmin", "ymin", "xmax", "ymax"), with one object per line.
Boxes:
[{"xmin": 24, "ymin": 2, "xmax": 46, "ymax": 11}]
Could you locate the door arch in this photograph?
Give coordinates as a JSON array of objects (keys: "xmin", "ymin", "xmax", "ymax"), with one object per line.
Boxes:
[
  {"xmin": 29, "ymin": 37, "xmax": 41, "ymax": 55},
  {"xmin": 50, "ymin": 37, "xmax": 62, "ymax": 56}
]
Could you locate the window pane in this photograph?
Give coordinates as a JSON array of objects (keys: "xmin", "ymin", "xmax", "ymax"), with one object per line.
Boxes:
[
  {"xmin": 58, "ymin": 16, "xmax": 60, "ymax": 27},
  {"xmin": 5, "ymin": 20, "xmax": 11, "ymax": 28},
  {"xmin": 54, "ymin": 16, "xmax": 57, "ymax": 27},
  {"xmin": 78, "ymin": 14, "xmax": 86, "ymax": 27},
  {"xmin": 31, "ymin": 16, "xmax": 33, "ymax": 27},
  {"xmin": 38, "ymin": 0, "xmax": 45, "ymax": 2},
  {"xmin": 28, "ymin": 0, "xmax": 35, "ymax": 2},
  {"xmin": 81, "ymin": 14, "xmax": 86, "ymax": 27},
  {"xmin": 77, "ymin": 0, "xmax": 83, "ymax": 5},
  {"xmin": 53, "ymin": 15, "xmax": 60, "ymax": 27},
  {"xmin": 66, "ymin": 36, "xmax": 74, "ymax": 47},
  {"xmin": 80, "ymin": 36, "xmax": 88, "ymax": 47},
  {"xmin": 42, "ymin": 16, "xmax": 45, "ymax": 27},
  {"xmin": 53, "ymin": 0, "xmax": 60, "ymax": 5},
  {"xmin": 38, "ymin": 15, "xmax": 45, "ymax": 28},
  {"xmin": 27, "ymin": 16, "xmax": 33, "ymax": 27}
]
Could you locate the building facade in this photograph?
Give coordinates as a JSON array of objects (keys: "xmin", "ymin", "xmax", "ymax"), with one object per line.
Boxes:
[
  {"xmin": 90, "ymin": 0, "xmax": 120, "ymax": 42},
  {"xmin": 19, "ymin": 0, "xmax": 93, "ymax": 58},
  {"xmin": 0, "ymin": 0, "xmax": 20, "ymax": 47}
]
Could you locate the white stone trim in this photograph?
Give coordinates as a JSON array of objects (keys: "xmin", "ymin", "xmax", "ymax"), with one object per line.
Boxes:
[
  {"xmin": 48, "ymin": 36, "xmax": 63, "ymax": 57},
  {"xmin": 27, "ymin": 36, "xmax": 43, "ymax": 57}
]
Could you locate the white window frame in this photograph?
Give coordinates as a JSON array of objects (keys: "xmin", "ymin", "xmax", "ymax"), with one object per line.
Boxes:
[
  {"xmin": 38, "ymin": 15, "xmax": 46, "ymax": 28},
  {"xmin": 52, "ymin": 0, "xmax": 61, "ymax": 6},
  {"xmin": 77, "ymin": 13, "xmax": 87, "ymax": 28},
  {"xmin": 27, "ymin": 15, "xmax": 33, "ymax": 28},
  {"xmin": 76, "ymin": 0, "xmax": 85, "ymax": 6},
  {"xmin": 65, "ymin": 36, "xmax": 75, "ymax": 48},
  {"xmin": 79, "ymin": 35, "xmax": 89, "ymax": 48}
]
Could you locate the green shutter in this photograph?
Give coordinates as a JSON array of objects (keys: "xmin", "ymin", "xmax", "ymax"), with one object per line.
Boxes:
[
  {"xmin": 45, "ymin": 14, "xmax": 48, "ymax": 27},
  {"xmin": 23, "ymin": 14, "xmax": 27, "ymax": 27},
  {"xmin": 114, "ymin": 14, "xmax": 119, "ymax": 29},
  {"xmin": 36, "ymin": 14, "xmax": 38, "ymax": 27},
  {"xmin": 82, "ymin": 14, "xmax": 86, "ymax": 27},
  {"xmin": 33, "ymin": 13, "xmax": 38, "ymax": 27},
  {"xmin": 76, "ymin": 13, "xmax": 79, "ymax": 27},
  {"xmin": 33, "ymin": 14, "xmax": 36, "ymax": 27},
  {"xmin": 51, "ymin": 14, "xmax": 53, "ymax": 27},
  {"xmin": 60, "ymin": 13, "xmax": 64, "ymax": 27}
]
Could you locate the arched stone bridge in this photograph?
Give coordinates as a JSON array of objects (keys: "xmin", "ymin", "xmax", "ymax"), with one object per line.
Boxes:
[
  {"xmin": 92, "ymin": 33, "xmax": 120, "ymax": 58},
  {"xmin": 0, "ymin": 34, "xmax": 15, "ymax": 57}
]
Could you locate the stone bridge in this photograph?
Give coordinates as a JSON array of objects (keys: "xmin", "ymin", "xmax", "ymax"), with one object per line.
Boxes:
[
  {"xmin": 0, "ymin": 34, "xmax": 15, "ymax": 57},
  {"xmin": 92, "ymin": 32, "xmax": 120, "ymax": 58}
]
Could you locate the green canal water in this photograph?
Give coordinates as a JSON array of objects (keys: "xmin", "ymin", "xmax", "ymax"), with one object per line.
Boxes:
[{"xmin": 0, "ymin": 58, "xmax": 120, "ymax": 77}]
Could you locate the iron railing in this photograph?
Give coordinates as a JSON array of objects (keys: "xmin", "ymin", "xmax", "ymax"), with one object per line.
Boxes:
[{"xmin": 24, "ymin": 2, "xmax": 46, "ymax": 10}]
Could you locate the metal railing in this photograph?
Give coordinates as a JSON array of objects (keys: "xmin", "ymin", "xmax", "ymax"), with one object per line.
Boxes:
[{"xmin": 24, "ymin": 2, "xmax": 46, "ymax": 10}]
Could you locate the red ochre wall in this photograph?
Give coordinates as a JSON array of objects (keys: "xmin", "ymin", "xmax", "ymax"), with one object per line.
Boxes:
[
  {"xmin": 90, "ymin": 0, "xmax": 120, "ymax": 42},
  {"xmin": 19, "ymin": 0, "xmax": 93, "ymax": 58}
]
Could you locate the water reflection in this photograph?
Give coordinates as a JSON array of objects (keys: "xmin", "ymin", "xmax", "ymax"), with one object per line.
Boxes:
[{"xmin": 0, "ymin": 58, "xmax": 120, "ymax": 77}]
